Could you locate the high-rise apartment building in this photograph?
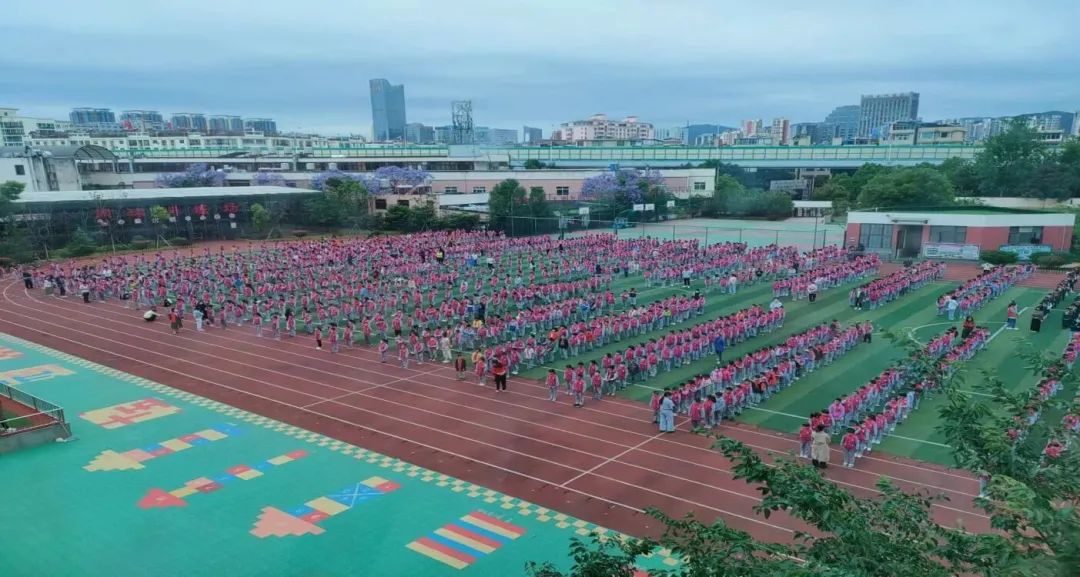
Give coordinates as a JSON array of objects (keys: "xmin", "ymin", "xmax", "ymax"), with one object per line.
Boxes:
[
  {"xmin": 552, "ymin": 114, "xmax": 654, "ymax": 143},
  {"xmin": 820, "ymin": 105, "xmax": 861, "ymax": 143},
  {"xmin": 769, "ymin": 117, "xmax": 791, "ymax": 145},
  {"xmin": 243, "ymin": 118, "xmax": 278, "ymax": 135},
  {"xmin": 120, "ymin": 110, "xmax": 165, "ymax": 131},
  {"xmin": 170, "ymin": 113, "xmax": 208, "ymax": 132},
  {"xmin": 369, "ymin": 78, "xmax": 407, "ymax": 141},
  {"xmin": 858, "ymin": 93, "xmax": 919, "ymax": 138},
  {"xmin": 69, "ymin": 108, "xmax": 118, "ymax": 130},
  {"xmin": 208, "ymin": 115, "xmax": 244, "ymax": 134},
  {"xmin": 741, "ymin": 119, "xmax": 762, "ymax": 136}
]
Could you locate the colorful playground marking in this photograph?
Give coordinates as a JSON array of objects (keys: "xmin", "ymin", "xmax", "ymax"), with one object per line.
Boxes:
[
  {"xmin": 250, "ymin": 476, "xmax": 402, "ymax": 538},
  {"xmin": 83, "ymin": 423, "xmax": 242, "ymax": 472},
  {"xmin": 0, "ymin": 363, "xmax": 73, "ymax": 386},
  {"xmin": 137, "ymin": 450, "xmax": 309, "ymax": 509},
  {"xmin": 80, "ymin": 398, "xmax": 180, "ymax": 429},
  {"xmin": 0, "ymin": 346, "xmax": 23, "ymax": 360},
  {"xmin": 406, "ymin": 510, "xmax": 526, "ymax": 570}
]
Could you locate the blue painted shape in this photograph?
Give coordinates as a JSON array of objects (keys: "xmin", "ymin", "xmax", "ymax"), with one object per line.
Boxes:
[
  {"xmin": 454, "ymin": 520, "xmax": 510, "ymax": 545},
  {"xmin": 427, "ymin": 532, "xmax": 488, "ymax": 558},
  {"xmin": 290, "ymin": 505, "xmax": 316, "ymax": 517}
]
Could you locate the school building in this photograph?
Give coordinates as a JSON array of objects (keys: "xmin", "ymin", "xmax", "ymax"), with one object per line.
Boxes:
[{"xmin": 846, "ymin": 207, "xmax": 1076, "ymax": 260}]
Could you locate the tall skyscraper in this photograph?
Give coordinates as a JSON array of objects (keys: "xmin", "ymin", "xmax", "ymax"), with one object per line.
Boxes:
[
  {"xmin": 769, "ymin": 117, "xmax": 791, "ymax": 145},
  {"xmin": 858, "ymin": 93, "xmax": 919, "ymax": 138},
  {"xmin": 369, "ymin": 78, "xmax": 407, "ymax": 141}
]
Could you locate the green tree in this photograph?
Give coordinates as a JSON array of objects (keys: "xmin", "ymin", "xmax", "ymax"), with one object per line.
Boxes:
[
  {"xmin": 488, "ymin": 179, "xmax": 527, "ymax": 234},
  {"xmin": 528, "ymin": 186, "xmax": 554, "ymax": 223},
  {"xmin": 304, "ymin": 177, "xmax": 370, "ymax": 228},
  {"xmin": 704, "ymin": 174, "xmax": 744, "ymax": 216},
  {"xmin": 974, "ymin": 121, "xmax": 1047, "ymax": 198},
  {"xmin": 856, "ymin": 166, "xmax": 955, "ymax": 209},
  {"xmin": 382, "ymin": 204, "xmax": 411, "ymax": 231},
  {"xmin": 250, "ymin": 203, "xmax": 271, "ymax": 234},
  {"xmin": 523, "ymin": 159, "xmax": 547, "ymax": 170},
  {"xmin": 406, "ymin": 202, "xmax": 437, "ymax": 232},
  {"xmin": 0, "ymin": 181, "xmax": 34, "ymax": 264},
  {"xmin": 936, "ymin": 157, "xmax": 981, "ymax": 197}
]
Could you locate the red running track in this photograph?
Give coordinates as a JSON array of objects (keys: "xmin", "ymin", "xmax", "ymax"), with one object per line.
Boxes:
[{"xmin": 0, "ymin": 277, "xmax": 992, "ymax": 542}]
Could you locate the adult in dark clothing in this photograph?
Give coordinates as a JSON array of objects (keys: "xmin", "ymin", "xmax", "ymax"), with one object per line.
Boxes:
[{"xmin": 22, "ymin": 270, "xmax": 33, "ymax": 289}]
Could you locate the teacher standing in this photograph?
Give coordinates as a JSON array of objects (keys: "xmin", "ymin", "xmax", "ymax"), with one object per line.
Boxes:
[
  {"xmin": 659, "ymin": 391, "xmax": 676, "ymax": 433},
  {"xmin": 811, "ymin": 425, "xmax": 831, "ymax": 469}
]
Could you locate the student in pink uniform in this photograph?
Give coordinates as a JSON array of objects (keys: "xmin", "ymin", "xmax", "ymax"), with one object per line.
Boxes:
[
  {"xmin": 314, "ymin": 325, "xmax": 323, "ymax": 350},
  {"xmin": 545, "ymin": 369, "xmax": 559, "ymax": 402},
  {"xmin": 328, "ymin": 323, "xmax": 339, "ymax": 353},
  {"xmin": 571, "ymin": 374, "xmax": 586, "ymax": 407},
  {"xmin": 253, "ymin": 312, "xmax": 263, "ymax": 337},
  {"xmin": 397, "ymin": 337, "xmax": 409, "ymax": 368},
  {"xmin": 378, "ymin": 338, "xmax": 390, "ymax": 362}
]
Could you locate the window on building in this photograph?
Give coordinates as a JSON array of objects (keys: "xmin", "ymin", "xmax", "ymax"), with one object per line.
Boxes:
[
  {"xmin": 1008, "ymin": 226, "xmax": 1044, "ymax": 245},
  {"xmin": 858, "ymin": 224, "xmax": 894, "ymax": 250},
  {"xmin": 14, "ymin": 164, "xmax": 25, "ymax": 175},
  {"xmin": 374, "ymin": 198, "xmax": 387, "ymax": 210},
  {"xmin": 472, "ymin": 186, "xmax": 486, "ymax": 194},
  {"xmin": 693, "ymin": 181, "xmax": 706, "ymax": 191},
  {"xmin": 397, "ymin": 199, "xmax": 410, "ymax": 207},
  {"xmin": 443, "ymin": 186, "xmax": 458, "ymax": 194},
  {"xmin": 929, "ymin": 226, "xmax": 967, "ymax": 243},
  {"xmin": 555, "ymin": 186, "xmax": 569, "ymax": 196}
]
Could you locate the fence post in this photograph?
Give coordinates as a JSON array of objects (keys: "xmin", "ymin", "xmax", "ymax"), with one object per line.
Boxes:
[
  {"xmin": 775, "ymin": 230, "xmax": 780, "ymax": 245},
  {"xmin": 705, "ymin": 228, "xmax": 709, "ymax": 246}
]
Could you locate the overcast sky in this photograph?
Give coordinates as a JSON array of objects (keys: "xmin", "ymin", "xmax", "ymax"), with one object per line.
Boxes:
[{"xmin": 2, "ymin": 0, "xmax": 1078, "ymax": 136}]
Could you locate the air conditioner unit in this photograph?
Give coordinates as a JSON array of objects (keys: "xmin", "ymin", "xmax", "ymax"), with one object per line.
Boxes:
[
  {"xmin": 306, "ymin": 163, "xmax": 315, "ymax": 170},
  {"xmin": 280, "ymin": 162, "xmax": 289, "ymax": 170},
  {"xmin": 328, "ymin": 162, "xmax": 337, "ymax": 170}
]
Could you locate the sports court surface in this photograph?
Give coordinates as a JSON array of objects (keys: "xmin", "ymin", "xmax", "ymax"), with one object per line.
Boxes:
[
  {"xmin": 0, "ymin": 333, "xmax": 672, "ymax": 577},
  {"xmin": 0, "ymin": 257, "xmax": 1001, "ymax": 576}
]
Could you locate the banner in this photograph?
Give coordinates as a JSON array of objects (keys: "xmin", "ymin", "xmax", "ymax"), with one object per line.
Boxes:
[
  {"xmin": 999, "ymin": 244, "xmax": 1052, "ymax": 261},
  {"xmin": 922, "ymin": 243, "xmax": 980, "ymax": 260}
]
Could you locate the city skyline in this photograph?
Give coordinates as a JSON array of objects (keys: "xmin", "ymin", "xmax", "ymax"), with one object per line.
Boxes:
[{"xmin": 2, "ymin": 0, "xmax": 1077, "ymax": 135}]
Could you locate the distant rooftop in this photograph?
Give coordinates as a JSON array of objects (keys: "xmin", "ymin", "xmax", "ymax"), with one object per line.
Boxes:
[{"xmin": 16, "ymin": 185, "xmax": 318, "ymax": 204}]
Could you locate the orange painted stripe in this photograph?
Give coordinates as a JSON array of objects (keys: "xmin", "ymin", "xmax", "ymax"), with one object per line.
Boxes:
[
  {"xmin": 444, "ymin": 523, "xmax": 502, "ymax": 549},
  {"xmin": 415, "ymin": 537, "xmax": 476, "ymax": 564},
  {"xmin": 466, "ymin": 511, "xmax": 525, "ymax": 536}
]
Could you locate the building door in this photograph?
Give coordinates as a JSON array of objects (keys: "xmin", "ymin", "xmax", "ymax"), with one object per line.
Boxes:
[{"xmin": 896, "ymin": 225, "xmax": 924, "ymax": 258}]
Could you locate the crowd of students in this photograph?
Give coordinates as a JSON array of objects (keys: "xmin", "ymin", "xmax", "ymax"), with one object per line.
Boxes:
[
  {"xmin": 936, "ymin": 264, "xmax": 1035, "ymax": 320},
  {"xmin": 801, "ymin": 324, "xmax": 990, "ymax": 469},
  {"xmin": 848, "ymin": 260, "xmax": 945, "ymax": 310}
]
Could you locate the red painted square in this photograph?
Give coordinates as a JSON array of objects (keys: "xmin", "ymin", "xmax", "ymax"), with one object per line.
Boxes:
[
  {"xmin": 150, "ymin": 447, "xmax": 173, "ymax": 456},
  {"xmin": 226, "ymin": 465, "xmax": 252, "ymax": 476},
  {"xmin": 286, "ymin": 450, "xmax": 309, "ymax": 459},
  {"xmin": 376, "ymin": 481, "xmax": 401, "ymax": 493},
  {"xmin": 195, "ymin": 482, "xmax": 223, "ymax": 493},
  {"xmin": 180, "ymin": 434, "xmax": 200, "ymax": 442},
  {"xmin": 299, "ymin": 511, "xmax": 329, "ymax": 523}
]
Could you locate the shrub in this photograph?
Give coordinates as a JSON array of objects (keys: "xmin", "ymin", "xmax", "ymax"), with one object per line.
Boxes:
[
  {"xmin": 980, "ymin": 250, "xmax": 1019, "ymax": 265},
  {"xmin": 1032, "ymin": 252, "xmax": 1071, "ymax": 268},
  {"xmin": 62, "ymin": 228, "xmax": 98, "ymax": 257},
  {"xmin": 167, "ymin": 236, "xmax": 191, "ymax": 247},
  {"xmin": 292, "ymin": 229, "xmax": 309, "ymax": 238},
  {"xmin": 131, "ymin": 239, "xmax": 153, "ymax": 251}
]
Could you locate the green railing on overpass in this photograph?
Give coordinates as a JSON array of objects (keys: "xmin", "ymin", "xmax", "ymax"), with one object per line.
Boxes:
[{"xmin": 116, "ymin": 143, "xmax": 984, "ymax": 165}]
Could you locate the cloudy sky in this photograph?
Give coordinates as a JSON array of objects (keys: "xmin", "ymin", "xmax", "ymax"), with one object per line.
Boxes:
[{"xmin": 2, "ymin": 0, "xmax": 1078, "ymax": 136}]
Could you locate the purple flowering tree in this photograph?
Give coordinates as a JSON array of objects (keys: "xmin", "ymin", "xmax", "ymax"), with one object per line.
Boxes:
[
  {"xmin": 362, "ymin": 166, "xmax": 432, "ymax": 195},
  {"xmin": 580, "ymin": 168, "xmax": 667, "ymax": 217},
  {"xmin": 154, "ymin": 163, "xmax": 227, "ymax": 188},
  {"xmin": 251, "ymin": 172, "xmax": 286, "ymax": 187},
  {"xmin": 309, "ymin": 170, "xmax": 366, "ymax": 191}
]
